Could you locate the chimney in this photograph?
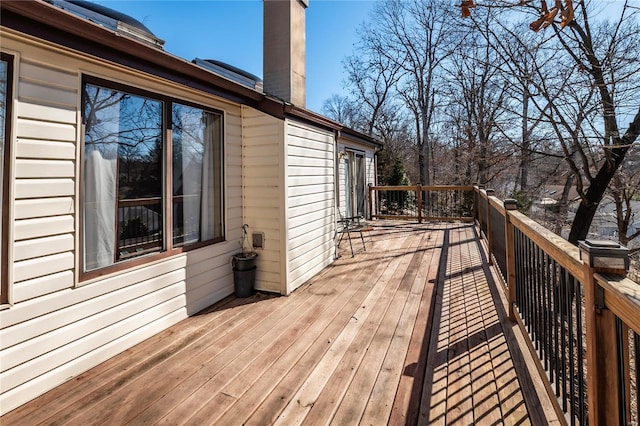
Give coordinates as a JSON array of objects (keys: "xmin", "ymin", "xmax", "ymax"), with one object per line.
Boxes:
[{"xmin": 263, "ymin": 0, "xmax": 307, "ymax": 107}]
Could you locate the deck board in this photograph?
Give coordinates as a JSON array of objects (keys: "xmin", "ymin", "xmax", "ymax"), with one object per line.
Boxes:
[{"xmin": 1, "ymin": 222, "xmax": 554, "ymax": 425}]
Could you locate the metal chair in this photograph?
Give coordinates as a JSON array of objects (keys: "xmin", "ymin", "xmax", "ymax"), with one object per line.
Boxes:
[{"xmin": 336, "ymin": 214, "xmax": 371, "ymax": 257}]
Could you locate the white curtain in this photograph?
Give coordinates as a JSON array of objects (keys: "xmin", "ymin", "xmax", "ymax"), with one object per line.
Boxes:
[
  {"xmin": 344, "ymin": 156, "xmax": 352, "ymax": 217},
  {"xmin": 84, "ymin": 149, "xmax": 117, "ymax": 271},
  {"xmin": 175, "ymin": 109, "xmax": 216, "ymax": 244},
  {"xmin": 180, "ymin": 134, "xmax": 202, "ymax": 245},
  {"xmin": 200, "ymin": 113, "xmax": 215, "ymax": 241}
]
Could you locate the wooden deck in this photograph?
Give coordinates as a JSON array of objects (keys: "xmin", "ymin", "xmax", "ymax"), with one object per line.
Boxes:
[{"xmin": 2, "ymin": 222, "xmax": 553, "ymax": 425}]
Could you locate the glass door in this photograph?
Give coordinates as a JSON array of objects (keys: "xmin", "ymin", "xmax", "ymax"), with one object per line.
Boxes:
[{"xmin": 343, "ymin": 151, "xmax": 366, "ymax": 218}]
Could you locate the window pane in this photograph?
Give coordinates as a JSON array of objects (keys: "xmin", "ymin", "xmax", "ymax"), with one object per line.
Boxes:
[
  {"xmin": 0, "ymin": 58, "xmax": 7, "ymax": 251},
  {"xmin": 83, "ymin": 84, "xmax": 163, "ymax": 271},
  {"xmin": 172, "ymin": 104, "xmax": 223, "ymax": 246}
]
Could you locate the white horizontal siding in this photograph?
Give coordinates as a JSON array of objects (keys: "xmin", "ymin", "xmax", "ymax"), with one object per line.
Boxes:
[
  {"xmin": 13, "ymin": 252, "xmax": 75, "ymax": 284},
  {"xmin": 285, "ymin": 120, "xmax": 335, "ymax": 293},
  {"xmin": 287, "ymin": 192, "xmax": 334, "ymax": 210},
  {"xmin": 1, "ymin": 281, "xmax": 186, "ymax": 376},
  {"xmin": 14, "ymin": 178, "xmax": 75, "ymax": 199},
  {"xmin": 14, "ymin": 159, "xmax": 75, "ymax": 178},
  {"xmin": 13, "ymin": 215, "xmax": 74, "ymax": 241},
  {"xmin": 9, "ymin": 57, "xmax": 79, "ymax": 308},
  {"xmin": 1, "ymin": 294, "xmax": 186, "ymax": 408},
  {"xmin": 14, "ymin": 197, "xmax": 74, "ymax": 220},
  {"xmin": 0, "ymin": 35, "xmax": 245, "ymax": 415},
  {"xmin": 288, "ymin": 204, "xmax": 333, "ymax": 229},
  {"xmin": 18, "ymin": 81, "xmax": 78, "ymax": 108},
  {"xmin": 15, "ymin": 117, "xmax": 77, "ymax": 142},
  {"xmin": 13, "ymin": 234, "xmax": 74, "ymax": 261},
  {"xmin": 288, "ymin": 184, "xmax": 333, "ymax": 198},
  {"xmin": 241, "ymin": 106, "xmax": 284, "ymax": 293},
  {"xmin": 12, "ymin": 271, "xmax": 74, "ymax": 304},
  {"xmin": 20, "ymin": 60, "xmax": 78, "ymax": 90},
  {"xmin": 17, "ymin": 59, "xmax": 78, "ymax": 108},
  {"xmin": 0, "ymin": 308, "xmax": 186, "ymax": 416},
  {"xmin": 16, "ymin": 101, "xmax": 77, "ymax": 124},
  {"xmin": 15, "ymin": 139, "xmax": 76, "ymax": 160}
]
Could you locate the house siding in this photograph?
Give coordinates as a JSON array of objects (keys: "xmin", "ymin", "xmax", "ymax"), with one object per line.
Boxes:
[
  {"xmin": 242, "ymin": 106, "xmax": 285, "ymax": 293},
  {"xmin": 12, "ymin": 56, "xmax": 77, "ymax": 301},
  {"xmin": 285, "ymin": 120, "xmax": 335, "ymax": 293},
  {"xmin": 0, "ymin": 33, "xmax": 243, "ymax": 414}
]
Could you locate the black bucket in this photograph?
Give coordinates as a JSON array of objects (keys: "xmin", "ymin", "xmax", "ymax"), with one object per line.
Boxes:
[
  {"xmin": 232, "ymin": 254, "xmax": 257, "ymax": 271},
  {"xmin": 232, "ymin": 253, "xmax": 257, "ymax": 298},
  {"xmin": 233, "ymin": 266, "xmax": 256, "ymax": 298}
]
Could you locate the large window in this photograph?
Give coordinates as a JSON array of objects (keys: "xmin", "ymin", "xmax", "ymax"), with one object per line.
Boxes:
[
  {"xmin": 82, "ymin": 80, "xmax": 224, "ymax": 274},
  {"xmin": 1, "ymin": 53, "xmax": 13, "ymax": 302}
]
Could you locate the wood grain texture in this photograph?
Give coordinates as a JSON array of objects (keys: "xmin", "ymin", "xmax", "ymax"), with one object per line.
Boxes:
[{"xmin": 1, "ymin": 222, "xmax": 553, "ymax": 425}]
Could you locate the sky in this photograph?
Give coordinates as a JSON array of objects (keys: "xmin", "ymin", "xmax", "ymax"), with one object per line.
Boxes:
[
  {"xmin": 94, "ymin": 0, "xmax": 378, "ymax": 114},
  {"xmin": 91, "ymin": 0, "xmax": 635, "ymax": 115}
]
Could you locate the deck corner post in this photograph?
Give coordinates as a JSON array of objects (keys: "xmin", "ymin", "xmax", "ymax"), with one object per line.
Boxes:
[
  {"xmin": 579, "ymin": 240, "xmax": 630, "ymax": 426},
  {"xmin": 368, "ymin": 183, "xmax": 373, "ymax": 220},
  {"xmin": 504, "ymin": 199, "xmax": 518, "ymax": 321},
  {"xmin": 473, "ymin": 186, "xmax": 479, "ymax": 224},
  {"xmin": 416, "ymin": 184, "xmax": 422, "ymax": 224}
]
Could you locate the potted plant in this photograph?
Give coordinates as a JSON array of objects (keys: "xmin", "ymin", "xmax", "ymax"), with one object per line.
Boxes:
[{"xmin": 231, "ymin": 224, "xmax": 258, "ymax": 297}]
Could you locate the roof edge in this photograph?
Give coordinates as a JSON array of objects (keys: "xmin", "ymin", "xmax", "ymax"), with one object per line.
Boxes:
[
  {"xmin": 1, "ymin": 0, "xmax": 383, "ymax": 148},
  {"xmin": 284, "ymin": 104, "xmax": 382, "ymax": 149}
]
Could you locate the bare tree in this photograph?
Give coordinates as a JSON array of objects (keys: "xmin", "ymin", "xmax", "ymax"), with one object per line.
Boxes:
[
  {"xmin": 359, "ymin": 0, "xmax": 457, "ymax": 185},
  {"xmin": 342, "ymin": 20, "xmax": 402, "ymax": 136},
  {"xmin": 321, "ymin": 94, "xmax": 360, "ymax": 130},
  {"xmin": 465, "ymin": 0, "xmax": 640, "ymax": 244},
  {"xmin": 559, "ymin": 2, "xmax": 640, "ymax": 243},
  {"xmin": 610, "ymin": 147, "xmax": 640, "ymax": 249},
  {"xmin": 441, "ymin": 21, "xmax": 512, "ymax": 186},
  {"xmin": 460, "ymin": 1, "xmax": 640, "ymax": 243}
]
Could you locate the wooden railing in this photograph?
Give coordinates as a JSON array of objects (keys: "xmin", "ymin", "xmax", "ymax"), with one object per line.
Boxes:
[
  {"xmin": 368, "ymin": 185, "xmax": 474, "ymax": 223},
  {"xmin": 475, "ymin": 187, "xmax": 640, "ymax": 426}
]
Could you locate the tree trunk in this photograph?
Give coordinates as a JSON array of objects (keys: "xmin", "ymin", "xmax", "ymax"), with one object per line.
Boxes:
[
  {"xmin": 554, "ymin": 173, "xmax": 574, "ymax": 235},
  {"xmin": 567, "ymin": 107, "xmax": 640, "ymax": 244},
  {"xmin": 421, "ymin": 117, "xmax": 431, "ymax": 186},
  {"xmin": 519, "ymin": 83, "xmax": 530, "ymax": 191}
]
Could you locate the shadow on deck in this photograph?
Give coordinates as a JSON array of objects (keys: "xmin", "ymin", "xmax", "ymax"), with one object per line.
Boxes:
[{"xmin": 1, "ymin": 222, "xmax": 556, "ymax": 425}]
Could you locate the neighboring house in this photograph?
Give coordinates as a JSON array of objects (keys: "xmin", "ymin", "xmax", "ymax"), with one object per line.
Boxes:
[{"xmin": 0, "ymin": 0, "xmax": 380, "ymax": 414}]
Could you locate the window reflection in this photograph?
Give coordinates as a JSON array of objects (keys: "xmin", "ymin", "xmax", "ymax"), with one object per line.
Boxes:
[
  {"xmin": 83, "ymin": 84, "xmax": 163, "ymax": 271},
  {"xmin": 81, "ymin": 81, "xmax": 225, "ymax": 274},
  {"xmin": 172, "ymin": 104, "xmax": 223, "ymax": 246}
]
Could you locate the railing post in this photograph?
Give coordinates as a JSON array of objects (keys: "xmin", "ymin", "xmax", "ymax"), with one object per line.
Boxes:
[
  {"xmin": 368, "ymin": 184, "xmax": 373, "ymax": 220},
  {"xmin": 477, "ymin": 185, "xmax": 486, "ymax": 237},
  {"xmin": 416, "ymin": 184, "xmax": 422, "ymax": 224},
  {"xmin": 579, "ymin": 240, "xmax": 630, "ymax": 426},
  {"xmin": 485, "ymin": 189, "xmax": 495, "ymax": 265},
  {"xmin": 504, "ymin": 199, "xmax": 518, "ymax": 322},
  {"xmin": 473, "ymin": 186, "xmax": 479, "ymax": 224}
]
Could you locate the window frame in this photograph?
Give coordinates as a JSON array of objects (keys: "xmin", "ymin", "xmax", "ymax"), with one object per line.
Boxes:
[
  {"xmin": 80, "ymin": 75, "xmax": 225, "ymax": 281},
  {"xmin": 1, "ymin": 52, "xmax": 14, "ymax": 304}
]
